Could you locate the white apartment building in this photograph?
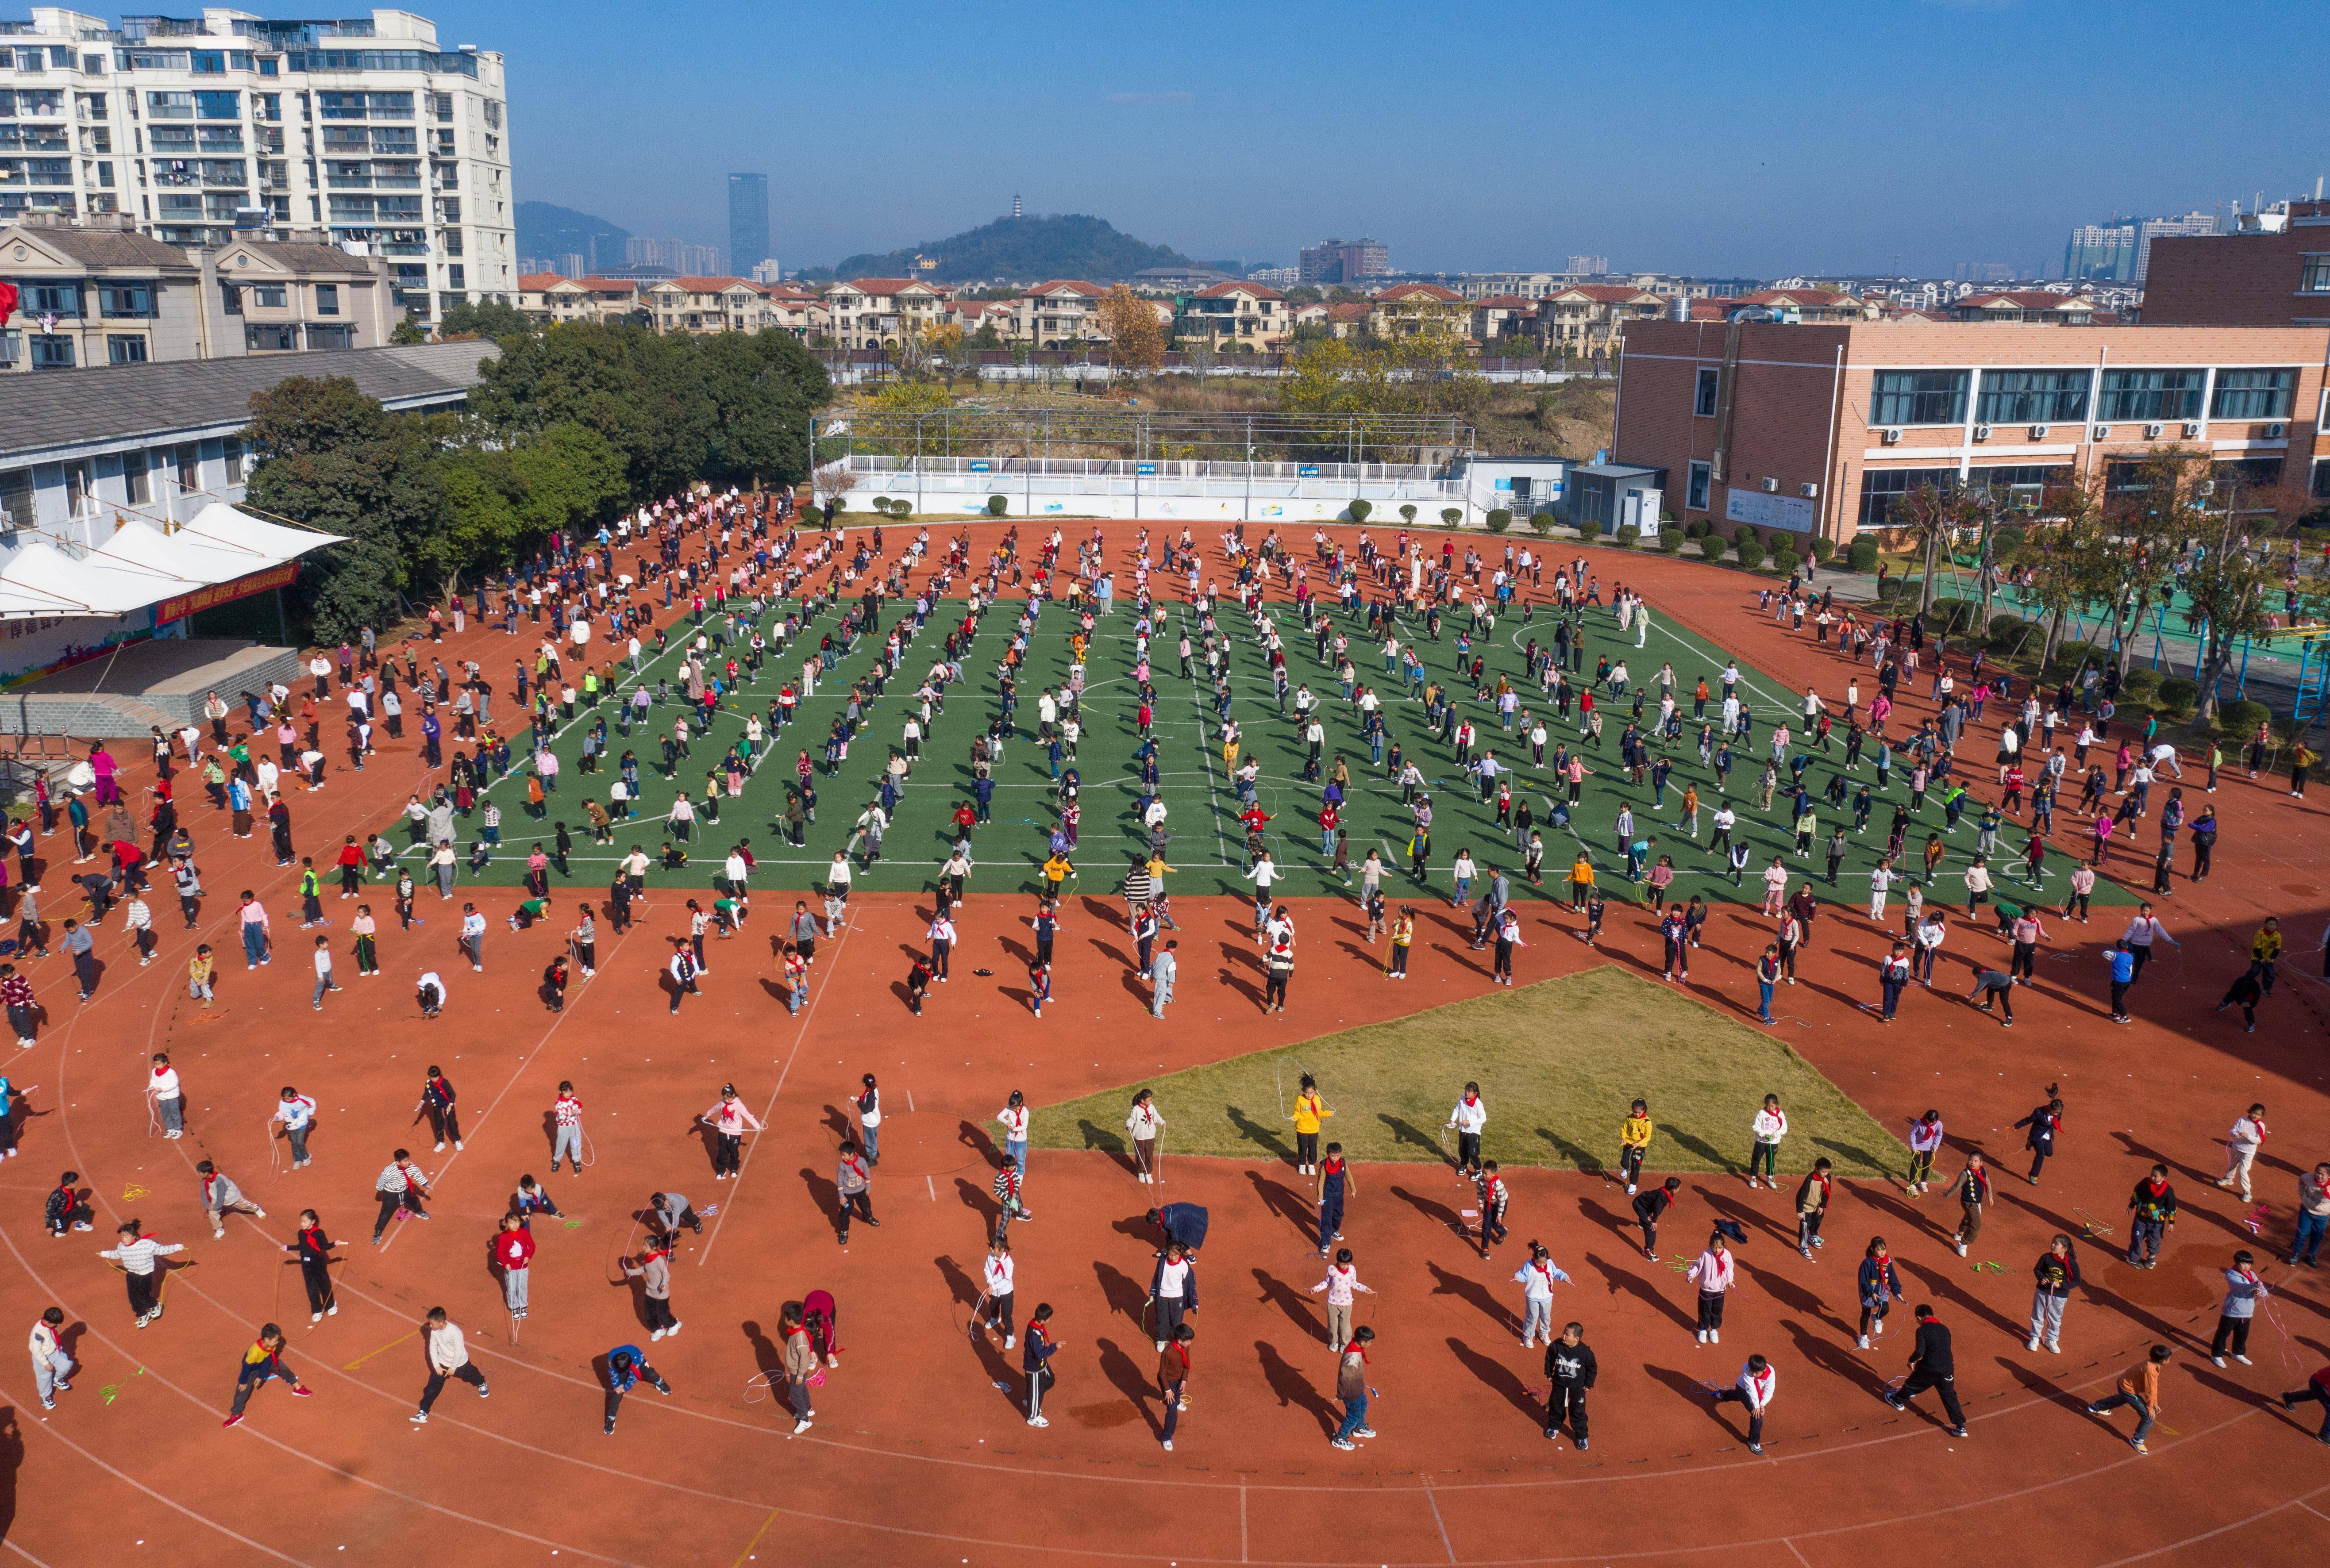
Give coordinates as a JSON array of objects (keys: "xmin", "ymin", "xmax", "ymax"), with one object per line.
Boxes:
[{"xmin": 0, "ymin": 8, "xmax": 512, "ymax": 327}]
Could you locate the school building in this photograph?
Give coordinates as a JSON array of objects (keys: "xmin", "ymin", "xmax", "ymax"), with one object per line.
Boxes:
[{"xmin": 1612, "ymin": 319, "xmax": 2330, "ymax": 544}]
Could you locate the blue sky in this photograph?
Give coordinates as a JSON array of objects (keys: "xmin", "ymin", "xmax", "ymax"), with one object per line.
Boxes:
[{"xmin": 431, "ymin": 0, "xmax": 2327, "ymax": 276}]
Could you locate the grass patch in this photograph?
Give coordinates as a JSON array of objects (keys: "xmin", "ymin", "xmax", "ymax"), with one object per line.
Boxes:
[{"xmin": 1031, "ymin": 965, "xmax": 1906, "ymax": 1180}]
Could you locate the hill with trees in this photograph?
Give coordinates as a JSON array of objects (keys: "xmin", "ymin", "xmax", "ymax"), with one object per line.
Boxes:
[
  {"xmin": 811, "ymin": 214, "xmax": 1198, "ymax": 283},
  {"xmin": 516, "ymin": 201, "xmax": 630, "ymax": 271}
]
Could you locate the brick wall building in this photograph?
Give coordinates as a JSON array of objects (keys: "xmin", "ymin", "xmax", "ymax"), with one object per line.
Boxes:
[
  {"xmin": 2141, "ymin": 202, "xmax": 2330, "ymax": 327},
  {"xmin": 1616, "ymin": 319, "xmax": 2330, "ymax": 542}
]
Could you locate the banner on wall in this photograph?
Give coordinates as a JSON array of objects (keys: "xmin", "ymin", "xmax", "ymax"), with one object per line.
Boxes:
[
  {"xmin": 154, "ymin": 561, "xmax": 300, "ymax": 625},
  {"xmin": 1724, "ymin": 489, "xmax": 1815, "ymax": 532}
]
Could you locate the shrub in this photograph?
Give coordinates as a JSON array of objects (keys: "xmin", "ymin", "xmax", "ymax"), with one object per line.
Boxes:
[
  {"xmin": 986, "ymin": 494, "xmax": 1008, "ymax": 517},
  {"xmin": 1771, "ymin": 549, "xmax": 1799, "ymax": 579},
  {"xmin": 1735, "ymin": 538, "xmax": 1766, "ymax": 571},
  {"xmin": 888, "ymin": 499, "xmax": 912, "ymax": 520},
  {"xmin": 1440, "ymin": 508, "xmax": 1462, "ymax": 527},
  {"xmin": 1486, "ymin": 508, "xmax": 1512, "ymax": 533},
  {"xmin": 1616, "ymin": 523, "xmax": 1641, "ymax": 548},
  {"xmin": 1398, "ymin": 503, "xmax": 1417, "ymax": 524},
  {"xmin": 871, "ymin": 496, "xmax": 891, "ymax": 514},
  {"xmin": 1698, "ymin": 534, "xmax": 1727, "ymax": 564},
  {"xmin": 1810, "ymin": 537, "xmax": 1836, "ymax": 563},
  {"xmin": 1926, "ymin": 596, "xmax": 1977, "ymax": 634},
  {"xmin": 1986, "ymin": 613, "xmax": 2027, "ymax": 647},
  {"xmin": 2157, "ymin": 676, "xmax": 2200, "ymax": 713},
  {"xmin": 1531, "ymin": 508, "xmax": 1560, "ymax": 535},
  {"xmin": 2218, "ymin": 699, "xmax": 2270, "ymax": 737},
  {"xmin": 1684, "ymin": 518, "xmax": 1708, "ymax": 538},
  {"xmin": 2117, "ymin": 667, "xmax": 2161, "ymax": 702},
  {"xmin": 1733, "ymin": 525, "xmax": 1758, "ymax": 547},
  {"xmin": 1659, "ymin": 529, "xmax": 1685, "ymax": 554},
  {"xmin": 1846, "ymin": 538, "xmax": 1879, "ymax": 573},
  {"xmin": 1348, "ymin": 499, "xmax": 1373, "ymax": 523},
  {"xmin": 1995, "ymin": 526, "xmax": 2027, "ymax": 557}
]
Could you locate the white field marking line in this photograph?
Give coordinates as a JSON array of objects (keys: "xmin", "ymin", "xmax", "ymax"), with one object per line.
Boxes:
[
  {"xmin": 12, "ymin": 1108, "xmax": 2246, "ymax": 1523},
  {"xmin": 404, "ymin": 615, "xmax": 984, "ymax": 859},
  {"xmin": 0, "ymin": 1374, "xmax": 316, "ymax": 1565},
  {"xmin": 1176, "ymin": 604, "xmax": 1232, "ymax": 864},
  {"xmin": 0, "ymin": 1226, "xmax": 648, "ymax": 1566},
  {"xmin": 378, "ymin": 917, "xmax": 643, "ymax": 1257},
  {"xmin": 1421, "ymin": 1475, "xmax": 1457, "ymax": 1563},
  {"xmin": 698, "ymin": 914, "xmax": 856, "ymax": 1267}
]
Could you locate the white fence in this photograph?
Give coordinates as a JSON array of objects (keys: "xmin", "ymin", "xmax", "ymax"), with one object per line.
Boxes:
[{"xmin": 832, "ymin": 455, "xmax": 1476, "ymax": 523}]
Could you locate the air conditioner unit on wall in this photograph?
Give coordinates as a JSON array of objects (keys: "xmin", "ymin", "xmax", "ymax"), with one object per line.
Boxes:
[
  {"xmin": 2181, "ymin": 422, "xmax": 2202, "ymax": 438},
  {"xmin": 1799, "ymin": 482, "xmax": 1819, "ymax": 499},
  {"xmin": 1881, "ymin": 428, "xmax": 1902, "ymax": 444},
  {"xmin": 2144, "ymin": 423, "xmax": 2163, "ymax": 439},
  {"xmin": 1972, "ymin": 424, "xmax": 1991, "ymax": 441},
  {"xmin": 2030, "ymin": 425, "xmax": 2049, "ymax": 439},
  {"xmin": 2092, "ymin": 424, "xmax": 2111, "ymax": 438},
  {"xmin": 1760, "ymin": 477, "xmax": 1779, "ymax": 492},
  {"xmin": 2266, "ymin": 422, "xmax": 2288, "ymax": 438}
]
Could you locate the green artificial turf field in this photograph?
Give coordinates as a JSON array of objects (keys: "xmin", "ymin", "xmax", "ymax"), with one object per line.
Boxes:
[
  {"xmin": 1030, "ymin": 965, "xmax": 1908, "ymax": 1180},
  {"xmin": 388, "ymin": 583, "xmax": 2142, "ymax": 913}
]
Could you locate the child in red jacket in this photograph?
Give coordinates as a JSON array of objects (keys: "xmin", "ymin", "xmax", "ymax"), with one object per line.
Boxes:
[{"xmin": 494, "ymin": 1213, "xmax": 536, "ymax": 1321}]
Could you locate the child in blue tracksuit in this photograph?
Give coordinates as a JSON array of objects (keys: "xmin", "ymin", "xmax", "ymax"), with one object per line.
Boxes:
[
  {"xmin": 512, "ymin": 1176, "xmax": 563, "ymax": 1230},
  {"xmin": 602, "ymin": 1344, "xmax": 670, "ymax": 1434},
  {"xmin": 1316, "ymin": 1144, "xmax": 1349, "ymax": 1256}
]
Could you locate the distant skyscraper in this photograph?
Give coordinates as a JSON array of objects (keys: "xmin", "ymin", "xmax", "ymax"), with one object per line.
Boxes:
[
  {"xmin": 2063, "ymin": 211, "xmax": 2217, "ymax": 283},
  {"xmin": 1299, "ymin": 237, "xmax": 1390, "ymax": 285},
  {"xmin": 1565, "ymin": 255, "xmax": 1610, "ymax": 276},
  {"xmin": 1013, "ymin": 192, "xmax": 1023, "ymax": 219},
  {"xmin": 625, "ymin": 236, "xmax": 722, "ymax": 275},
  {"xmin": 728, "ymin": 173, "xmax": 771, "ymax": 274}
]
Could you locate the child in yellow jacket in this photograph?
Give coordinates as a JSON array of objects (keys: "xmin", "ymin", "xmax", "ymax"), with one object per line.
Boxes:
[{"xmin": 1619, "ymin": 1099, "xmax": 1652, "ymax": 1194}]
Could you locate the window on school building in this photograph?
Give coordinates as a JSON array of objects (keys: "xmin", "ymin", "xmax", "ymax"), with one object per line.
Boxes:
[
  {"xmin": 1687, "ymin": 460, "xmax": 1711, "ymax": 511},
  {"xmin": 1975, "ymin": 369, "xmax": 2089, "ymax": 425},
  {"xmin": 1694, "ymin": 367, "xmax": 1719, "ymax": 417},
  {"xmin": 1868, "ymin": 370, "xmax": 1968, "ymax": 427},
  {"xmin": 2095, "ymin": 368, "xmax": 2204, "ymax": 423},
  {"xmin": 2208, "ymin": 368, "xmax": 2295, "ymax": 421},
  {"xmin": 2210, "ymin": 457, "xmax": 2284, "ymax": 492},
  {"xmin": 1856, "ymin": 467, "xmax": 1956, "ymax": 527}
]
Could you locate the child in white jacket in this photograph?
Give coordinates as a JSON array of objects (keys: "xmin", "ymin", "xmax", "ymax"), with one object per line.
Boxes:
[
  {"xmin": 412, "ymin": 1307, "xmax": 489, "ymax": 1423},
  {"xmin": 1512, "ymin": 1242, "xmax": 1572, "ymax": 1348}
]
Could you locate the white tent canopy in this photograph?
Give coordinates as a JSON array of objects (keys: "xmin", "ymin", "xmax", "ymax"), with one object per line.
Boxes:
[
  {"xmin": 0, "ymin": 540, "xmax": 205, "ymax": 616},
  {"xmin": 0, "ymin": 504, "xmax": 346, "ymax": 622},
  {"xmin": 175, "ymin": 501, "xmax": 348, "ymax": 562}
]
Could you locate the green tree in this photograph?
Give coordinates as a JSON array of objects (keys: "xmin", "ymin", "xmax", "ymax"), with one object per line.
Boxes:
[
  {"xmin": 436, "ymin": 299, "xmax": 533, "ymax": 341},
  {"xmin": 243, "ymin": 375, "xmax": 450, "ymax": 641}
]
